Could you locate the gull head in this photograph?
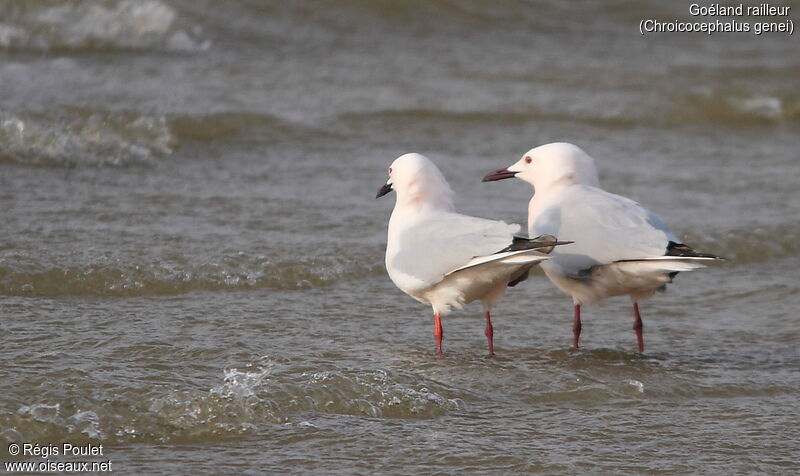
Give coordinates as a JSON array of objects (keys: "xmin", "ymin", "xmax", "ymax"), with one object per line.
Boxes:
[
  {"xmin": 376, "ymin": 153, "xmax": 454, "ymax": 212},
  {"xmin": 483, "ymin": 142, "xmax": 599, "ymax": 191}
]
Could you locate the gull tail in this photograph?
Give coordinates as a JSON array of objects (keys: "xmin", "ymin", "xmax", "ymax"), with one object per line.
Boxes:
[
  {"xmin": 498, "ymin": 234, "xmax": 571, "ymax": 287},
  {"xmin": 612, "ymin": 258, "xmax": 708, "ymax": 275},
  {"xmin": 500, "ymin": 234, "xmax": 573, "ymax": 254},
  {"xmin": 445, "ymin": 234, "xmax": 570, "ymax": 279},
  {"xmin": 614, "ymin": 241, "xmax": 724, "ymax": 269},
  {"xmin": 610, "ymin": 243, "xmax": 724, "ymax": 287},
  {"xmin": 445, "ymin": 249, "xmax": 549, "ymax": 276},
  {"xmin": 665, "ymin": 241, "xmax": 724, "ymax": 260}
]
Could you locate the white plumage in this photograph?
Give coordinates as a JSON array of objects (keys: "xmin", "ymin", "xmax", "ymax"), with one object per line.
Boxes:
[
  {"xmin": 378, "ymin": 153, "xmax": 557, "ymax": 355},
  {"xmin": 484, "ymin": 142, "xmax": 720, "ymax": 351}
]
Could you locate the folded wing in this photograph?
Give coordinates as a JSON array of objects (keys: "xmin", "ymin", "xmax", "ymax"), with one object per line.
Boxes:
[
  {"xmin": 532, "ymin": 185, "xmax": 677, "ymax": 275},
  {"xmin": 390, "ymin": 212, "xmax": 535, "ymax": 286}
]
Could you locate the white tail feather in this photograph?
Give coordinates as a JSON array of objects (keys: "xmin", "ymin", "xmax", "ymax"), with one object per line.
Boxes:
[
  {"xmin": 613, "ymin": 259, "xmax": 706, "ymax": 275},
  {"xmin": 446, "ymin": 249, "xmax": 549, "ymax": 275},
  {"xmin": 621, "ymin": 256, "xmax": 720, "ymax": 262}
]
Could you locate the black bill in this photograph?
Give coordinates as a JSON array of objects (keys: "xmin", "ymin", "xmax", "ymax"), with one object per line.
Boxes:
[
  {"xmin": 482, "ymin": 168, "xmax": 518, "ymax": 182},
  {"xmin": 376, "ymin": 183, "xmax": 393, "ymax": 198}
]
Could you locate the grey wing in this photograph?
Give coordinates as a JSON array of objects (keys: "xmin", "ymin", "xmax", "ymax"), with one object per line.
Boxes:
[
  {"xmin": 532, "ymin": 185, "xmax": 676, "ymax": 275},
  {"xmin": 390, "ymin": 212, "xmax": 520, "ymax": 285}
]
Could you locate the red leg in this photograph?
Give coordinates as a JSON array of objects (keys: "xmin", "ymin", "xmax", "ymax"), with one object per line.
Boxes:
[
  {"xmin": 485, "ymin": 310, "xmax": 495, "ymax": 357},
  {"xmin": 573, "ymin": 304, "xmax": 582, "ymax": 349},
  {"xmin": 433, "ymin": 312, "xmax": 444, "ymax": 354},
  {"xmin": 633, "ymin": 302, "xmax": 644, "ymax": 352}
]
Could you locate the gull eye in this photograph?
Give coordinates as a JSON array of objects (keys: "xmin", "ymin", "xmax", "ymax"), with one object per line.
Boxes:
[
  {"xmin": 524, "ymin": 156, "xmax": 532, "ymax": 164},
  {"xmin": 388, "ymin": 167, "xmax": 392, "ymax": 174}
]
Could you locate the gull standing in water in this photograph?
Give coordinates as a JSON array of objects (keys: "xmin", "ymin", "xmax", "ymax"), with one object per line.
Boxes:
[
  {"xmin": 377, "ymin": 153, "xmax": 566, "ymax": 355},
  {"xmin": 483, "ymin": 143, "xmax": 721, "ymax": 352}
]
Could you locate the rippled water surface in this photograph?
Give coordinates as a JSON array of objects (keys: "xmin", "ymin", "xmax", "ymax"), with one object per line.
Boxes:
[{"xmin": 1, "ymin": 0, "xmax": 799, "ymax": 474}]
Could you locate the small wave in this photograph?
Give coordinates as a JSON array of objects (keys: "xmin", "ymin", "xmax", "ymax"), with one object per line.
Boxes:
[
  {"xmin": 170, "ymin": 112, "xmax": 329, "ymax": 143},
  {"xmin": 3, "ymin": 403, "xmax": 105, "ymax": 443},
  {"xmin": 0, "ymin": 110, "xmax": 321, "ymax": 167},
  {"xmin": 0, "ymin": 363, "xmax": 461, "ymax": 445},
  {"xmin": 0, "ymin": 0, "xmax": 210, "ymax": 53},
  {"xmin": 338, "ymin": 108, "xmax": 641, "ymax": 130},
  {"xmin": 678, "ymin": 92, "xmax": 799, "ymax": 125},
  {"xmin": 0, "ymin": 109, "xmax": 176, "ymax": 167},
  {"xmin": 0, "ymin": 251, "xmax": 384, "ymax": 297},
  {"xmin": 160, "ymin": 364, "xmax": 462, "ymax": 429},
  {"xmin": 338, "ymin": 89, "xmax": 800, "ymax": 131},
  {"xmin": 288, "ymin": 369, "xmax": 463, "ymax": 418}
]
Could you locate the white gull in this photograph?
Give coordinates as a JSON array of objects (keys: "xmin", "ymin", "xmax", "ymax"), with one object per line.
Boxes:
[
  {"xmin": 377, "ymin": 153, "xmax": 565, "ymax": 355},
  {"xmin": 483, "ymin": 143, "xmax": 721, "ymax": 352}
]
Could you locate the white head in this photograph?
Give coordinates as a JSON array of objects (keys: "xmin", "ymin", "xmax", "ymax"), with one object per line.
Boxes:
[
  {"xmin": 376, "ymin": 153, "xmax": 454, "ymax": 212},
  {"xmin": 483, "ymin": 142, "xmax": 599, "ymax": 191}
]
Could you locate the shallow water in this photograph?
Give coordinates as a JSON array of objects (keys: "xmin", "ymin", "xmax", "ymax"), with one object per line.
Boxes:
[{"xmin": 1, "ymin": 0, "xmax": 799, "ymax": 474}]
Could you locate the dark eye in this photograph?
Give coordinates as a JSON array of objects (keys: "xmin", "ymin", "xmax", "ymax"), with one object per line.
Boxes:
[
  {"xmin": 388, "ymin": 167, "xmax": 392, "ymax": 174},
  {"xmin": 524, "ymin": 156, "xmax": 532, "ymax": 164}
]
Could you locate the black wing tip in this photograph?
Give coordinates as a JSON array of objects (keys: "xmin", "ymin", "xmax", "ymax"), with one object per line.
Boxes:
[
  {"xmin": 666, "ymin": 241, "xmax": 725, "ymax": 260},
  {"xmin": 499, "ymin": 234, "xmax": 571, "ymax": 254}
]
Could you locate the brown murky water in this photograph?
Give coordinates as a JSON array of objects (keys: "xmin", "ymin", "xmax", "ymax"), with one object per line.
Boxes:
[{"xmin": 1, "ymin": 1, "xmax": 799, "ymax": 474}]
